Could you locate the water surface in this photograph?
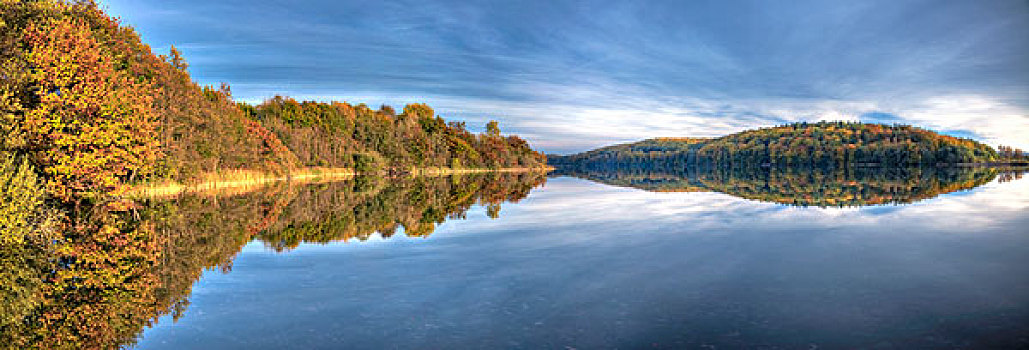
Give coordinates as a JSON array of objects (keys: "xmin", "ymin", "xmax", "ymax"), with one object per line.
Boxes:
[{"xmin": 130, "ymin": 168, "xmax": 1029, "ymax": 349}]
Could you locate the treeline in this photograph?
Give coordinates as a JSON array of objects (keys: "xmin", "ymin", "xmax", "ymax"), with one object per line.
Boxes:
[
  {"xmin": 551, "ymin": 121, "xmax": 1007, "ymax": 171},
  {"xmin": 242, "ymin": 97, "xmax": 546, "ymax": 172},
  {"xmin": 996, "ymin": 145, "xmax": 1029, "ymax": 162},
  {"xmin": 557, "ymin": 166, "xmax": 1020, "ymax": 207}
]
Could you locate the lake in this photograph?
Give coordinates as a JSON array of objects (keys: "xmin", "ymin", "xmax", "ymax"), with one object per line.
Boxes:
[{"xmin": 116, "ymin": 168, "xmax": 1029, "ymax": 349}]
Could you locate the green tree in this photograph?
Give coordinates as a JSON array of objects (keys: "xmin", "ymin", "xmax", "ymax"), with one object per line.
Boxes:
[{"xmin": 486, "ymin": 120, "xmax": 501, "ymax": 137}]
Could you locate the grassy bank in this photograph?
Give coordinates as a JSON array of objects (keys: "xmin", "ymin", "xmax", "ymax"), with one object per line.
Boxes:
[
  {"xmin": 126, "ymin": 166, "xmax": 554, "ymax": 198},
  {"xmin": 126, "ymin": 168, "xmax": 357, "ymax": 198}
]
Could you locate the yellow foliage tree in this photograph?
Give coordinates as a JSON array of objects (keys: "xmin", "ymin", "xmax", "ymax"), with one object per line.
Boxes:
[{"xmin": 18, "ymin": 17, "xmax": 160, "ymax": 202}]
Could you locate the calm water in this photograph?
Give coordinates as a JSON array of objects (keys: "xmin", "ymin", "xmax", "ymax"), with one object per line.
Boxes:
[{"xmin": 132, "ymin": 170, "xmax": 1029, "ymax": 349}]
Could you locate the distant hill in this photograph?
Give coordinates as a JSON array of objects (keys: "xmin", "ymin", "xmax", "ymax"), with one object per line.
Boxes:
[{"xmin": 550, "ymin": 121, "xmax": 1009, "ymax": 170}]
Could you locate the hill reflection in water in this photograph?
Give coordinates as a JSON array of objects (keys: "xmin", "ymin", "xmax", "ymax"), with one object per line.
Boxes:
[{"xmin": 553, "ymin": 166, "xmax": 1027, "ymax": 207}]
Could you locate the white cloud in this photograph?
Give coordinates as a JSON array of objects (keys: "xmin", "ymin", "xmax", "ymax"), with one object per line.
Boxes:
[{"xmin": 236, "ymin": 86, "xmax": 1029, "ymax": 154}]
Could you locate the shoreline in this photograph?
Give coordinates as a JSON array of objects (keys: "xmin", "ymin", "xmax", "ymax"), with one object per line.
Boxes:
[
  {"xmin": 409, "ymin": 166, "xmax": 556, "ymax": 176},
  {"xmin": 125, "ymin": 166, "xmax": 554, "ymax": 198},
  {"xmin": 848, "ymin": 162, "xmax": 1029, "ymax": 168}
]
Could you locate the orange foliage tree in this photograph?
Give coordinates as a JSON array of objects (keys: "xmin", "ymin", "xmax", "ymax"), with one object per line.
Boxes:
[{"xmin": 18, "ymin": 16, "xmax": 159, "ymax": 202}]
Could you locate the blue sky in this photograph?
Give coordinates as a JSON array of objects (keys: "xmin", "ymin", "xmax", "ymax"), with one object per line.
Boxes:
[{"xmin": 99, "ymin": 0, "xmax": 1028, "ymax": 154}]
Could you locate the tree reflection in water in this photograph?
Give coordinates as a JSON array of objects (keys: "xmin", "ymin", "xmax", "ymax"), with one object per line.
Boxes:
[
  {"xmin": 0, "ymin": 172, "xmax": 546, "ymax": 349},
  {"xmin": 3, "ymin": 166, "xmax": 1025, "ymax": 348}
]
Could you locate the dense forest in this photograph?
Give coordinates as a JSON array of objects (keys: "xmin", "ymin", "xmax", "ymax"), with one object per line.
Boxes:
[
  {"xmin": 550, "ymin": 122, "xmax": 1025, "ymax": 171},
  {"xmin": 244, "ymin": 97, "xmax": 546, "ymax": 172},
  {"xmin": 556, "ymin": 166, "xmax": 1024, "ymax": 207}
]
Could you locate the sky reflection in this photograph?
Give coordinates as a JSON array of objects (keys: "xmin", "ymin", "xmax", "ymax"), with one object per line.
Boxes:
[{"xmin": 136, "ymin": 174, "xmax": 1029, "ymax": 349}]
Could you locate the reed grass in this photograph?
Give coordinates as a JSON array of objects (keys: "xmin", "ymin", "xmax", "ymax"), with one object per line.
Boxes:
[
  {"xmin": 125, "ymin": 166, "xmax": 551, "ymax": 198},
  {"xmin": 126, "ymin": 168, "xmax": 354, "ymax": 198}
]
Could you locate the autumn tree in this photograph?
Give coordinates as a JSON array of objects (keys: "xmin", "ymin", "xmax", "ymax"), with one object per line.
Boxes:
[
  {"xmin": 14, "ymin": 16, "xmax": 160, "ymax": 202},
  {"xmin": 486, "ymin": 120, "xmax": 501, "ymax": 137},
  {"xmin": 169, "ymin": 44, "xmax": 188, "ymax": 71}
]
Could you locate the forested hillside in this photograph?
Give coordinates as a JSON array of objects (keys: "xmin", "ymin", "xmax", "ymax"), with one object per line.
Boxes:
[
  {"xmin": 1, "ymin": 0, "xmax": 545, "ymax": 205},
  {"xmin": 551, "ymin": 121, "xmax": 1014, "ymax": 171}
]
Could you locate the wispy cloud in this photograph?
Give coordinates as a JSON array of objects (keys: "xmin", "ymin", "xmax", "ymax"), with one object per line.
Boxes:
[{"xmin": 100, "ymin": 0, "xmax": 1029, "ymax": 153}]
